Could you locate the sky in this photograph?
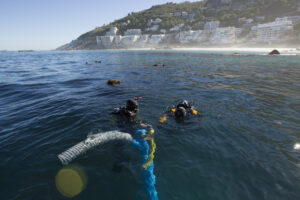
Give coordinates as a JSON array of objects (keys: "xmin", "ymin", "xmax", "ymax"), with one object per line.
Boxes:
[{"xmin": 0, "ymin": 0, "xmax": 199, "ymax": 50}]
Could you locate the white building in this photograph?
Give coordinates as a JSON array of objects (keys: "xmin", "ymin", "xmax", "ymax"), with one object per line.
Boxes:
[
  {"xmin": 238, "ymin": 18, "xmax": 253, "ymax": 24},
  {"xmin": 160, "ymin": 29, "xmax": 167, "ymax": 34},
  {"xmin": 169, "ymin": 23, "xmax": 184, "ymax": 32},
  {"xmin": 204, "ymin": 21, "xmax": 220, "ymax": 31},
  {"xmin": 149, "ymin": 34, "xmax": 165, "ymax": 45},
  {"xmin": 176, "ymin": 30, "xmax": 218, "ymax": 44},
  {"xmin": 124, "ymin": 29, "xmax": 142, "ymax": 35},
  {"xmin": 250, "ymin": 19, "xmax": 293, "ymax": 44},
  {"xmin": 209, "ymin": 27, "xmax": 237, "ymax": 45},
  {"xmin": 106, "ymin": 27, "xmax": 118, "ymax": 36},
  {"xmin": 135, "ymin": 35, "xmax": 149, "ymax": 47},
  {"xmin": 153, "ymin": 18, "xmax": 162, "ymax": 24},
  {"xmin": 149, "ymin": 25, "xmax": 160, "ymax": 32},
  {"xmin": 235, "ymin": 28, "xmax": 242, "ymax": 37},
  {"xmin": 121, "ymin": 35, "xmax": 140, "ymax": 47},
  {"xmin": 275, "ymin": 16, "xmax": 300, "ymax": 25},
  {"xmin": 176, "ymin": 30, "xmax": 202, "ymax": 44},
  {"xmin": 182, "ymin": 12, "xmax": 188, "ymax": 17},
  {"xmin": 96, "ymin": 36, "xmax": 114, "ymax": 48}
]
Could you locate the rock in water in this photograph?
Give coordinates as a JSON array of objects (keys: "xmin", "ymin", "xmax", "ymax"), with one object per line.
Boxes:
[
  {"xmin": 107, "ymin": 80, "xmax": 121, "ymax": 85},
  {"xmin": 268, "ymin": 49, "xmax": 280, "ymax": 55}
]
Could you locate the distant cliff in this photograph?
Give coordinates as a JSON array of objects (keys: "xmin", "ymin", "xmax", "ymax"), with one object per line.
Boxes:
[{"xmin": 57, "ymin": 0, "xmax": 300, "ymax": 50}]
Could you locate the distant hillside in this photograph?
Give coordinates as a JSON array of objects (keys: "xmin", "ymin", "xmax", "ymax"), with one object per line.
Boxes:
[{"xmin": 57, "ymin": 0, "xmax": 300, "ymax": 50}]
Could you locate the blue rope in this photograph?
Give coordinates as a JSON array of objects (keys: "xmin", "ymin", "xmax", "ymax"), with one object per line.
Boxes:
[{"xmin": 132, "ymin": 129, "xmax": 158, "ymax": 200}]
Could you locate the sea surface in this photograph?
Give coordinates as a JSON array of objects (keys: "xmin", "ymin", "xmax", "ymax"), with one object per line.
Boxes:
[{"xmin": 0, "ymin": 50, "xmax": 299, "ymax": 200}]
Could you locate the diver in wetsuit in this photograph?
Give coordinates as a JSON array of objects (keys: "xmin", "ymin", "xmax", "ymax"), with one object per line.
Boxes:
[
  {"xmin": 159, "ymin": 100, "xmax": 199, "ymax": 123},
  {"xmin": 111, "ymin": 98, "xmax": 140, "ymax": 172},
  {"xmin": 112, "ymin": 99, "xmax": 138, "ymax": 119}
]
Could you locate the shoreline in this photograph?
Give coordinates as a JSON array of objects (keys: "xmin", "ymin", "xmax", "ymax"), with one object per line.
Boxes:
[
  {"xmin": 4, "ymin": 47, "xmax": 300, "ymax": 55},
  {"xmin": 80, "ymin": 47, "xmax": 300, "ymax": 55}
]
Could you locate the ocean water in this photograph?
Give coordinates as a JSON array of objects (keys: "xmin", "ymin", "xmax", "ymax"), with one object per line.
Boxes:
[{"xmin": 0, "ymin": 50, "xmax": 299, "ymax": 200}]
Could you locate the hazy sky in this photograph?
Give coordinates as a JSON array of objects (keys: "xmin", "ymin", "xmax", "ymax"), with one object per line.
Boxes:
[{"xmin": 0, "ymin": 0, "xmax": 199, "ymax": 50}]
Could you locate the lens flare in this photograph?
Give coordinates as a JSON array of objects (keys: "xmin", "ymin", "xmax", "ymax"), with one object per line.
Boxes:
[{"xmin": 55, "ymin": 165, "xmax": 87, "ymax": 198}]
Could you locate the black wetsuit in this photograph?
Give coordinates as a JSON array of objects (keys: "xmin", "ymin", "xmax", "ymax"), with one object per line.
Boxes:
[
  {"xmin": 111, "ymin": 99, "xmax": 139, "ymax": 172},
  {"xmin": 161, "ymin": 100, "xmax": 200, "ymax": 123}
]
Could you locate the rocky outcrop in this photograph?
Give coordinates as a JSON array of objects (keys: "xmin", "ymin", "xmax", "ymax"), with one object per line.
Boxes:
[{"xmin": 268, "ymin": 49, "xmax": 280, "ymax": 55}]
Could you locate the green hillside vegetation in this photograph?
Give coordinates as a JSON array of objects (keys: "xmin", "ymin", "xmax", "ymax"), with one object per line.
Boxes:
[{"xmin": 58, "ymin": 0, "xmax": 300, "ymax": 49}]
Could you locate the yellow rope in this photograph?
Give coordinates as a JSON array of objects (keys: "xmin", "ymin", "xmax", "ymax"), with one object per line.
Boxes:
[
  {"xmin": 143, "ymin": 128, "xmax": 156, "ymax": 169},
  {"xmin": 143, "ymin": 138, "xmax": 156, "ymax": 169}
]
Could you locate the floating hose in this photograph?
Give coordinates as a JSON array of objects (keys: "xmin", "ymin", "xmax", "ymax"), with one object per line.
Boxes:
[
  {"xmin": 58, "ymin": 128, "xmax": 158, "ymax": 200},
  {"xmin": 58, "ymin": 131, "xmax": 133, "ymax": 165}
]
